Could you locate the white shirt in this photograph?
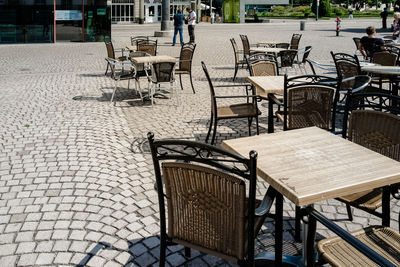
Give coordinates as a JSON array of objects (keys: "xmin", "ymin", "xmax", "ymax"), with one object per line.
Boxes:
[{"xmin": 188, "ymin": 11, "xmax": 196, "ymax": 25}]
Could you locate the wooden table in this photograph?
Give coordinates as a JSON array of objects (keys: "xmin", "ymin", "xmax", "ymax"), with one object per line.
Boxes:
[
  {"xmin": 130, "ymin": 55, "xmax": 176, "ymax": 64},
  {"xmin": 222, "ymin": 127, "xmax": 400, "ymax": 266},
  {"xmin": 256, "ymin": 41, "xmax": 285, "ymax": 47},
  {"xmin": 251, "ymin": 47, "xmax": 286, "ymax": 54},
  {"xmin": 246, "ymin": 76, "xmax": 284, "ymax": 98},
  {"xmin": 126, "ymin": 45, "xmax": 136, "ymax": 51}
]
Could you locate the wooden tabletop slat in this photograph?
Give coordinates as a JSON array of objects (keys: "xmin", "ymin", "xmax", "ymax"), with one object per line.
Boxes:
[
  {"xmin": 222, "ymin": 127, "xmax": 400, "ymax": 206},
  {"xmin": 130, "ymin": 55, "xmax": 176, "ymax": 64},
  {"xmin": 361, "ymin": 65, "xmax": 400, "ymax": 75},
  {"xmin": 246, "ymin": 76, "xmax": 284, "ymax": 98},
  {"xmin": 251, "ymin": 47, "xmax": 286, "ymax": 53}
]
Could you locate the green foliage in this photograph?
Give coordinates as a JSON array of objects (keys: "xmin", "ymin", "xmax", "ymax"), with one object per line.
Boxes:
[
  {"xmin": 264, "ymin": 5, "xmax": 312, "ymax": 17},
  {"xmin": 312, "ymin": 0, "xmax": 332, "ymax": 17}
]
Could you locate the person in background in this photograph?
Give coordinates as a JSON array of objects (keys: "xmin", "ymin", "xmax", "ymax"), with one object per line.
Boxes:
[
  {"xmin": 348, "ymin": 9, "xmax": 354, "ymax": 19},
  {"xmin": 186, "ymin": 7, "xmax": 196, "ymax": 43},
  {"xmin": 381, "ymin": 7, "xmax": 388, "ymax": 29},
  {"xmin": 358, "ymin": 26, "xmax": 385, "ymax": 60},
  {"xmin": 393, "ymin": 12, "xmax": 400, "ymax": 37},
  {"xmin": 172, "ymin": 10, "xmax": 184, "ymax": 46}
]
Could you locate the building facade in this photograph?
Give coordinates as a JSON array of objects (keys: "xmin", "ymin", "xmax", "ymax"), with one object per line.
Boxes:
[{"xmin": 0, "ymin": 0, "xmax": 111, "ymax": 44}]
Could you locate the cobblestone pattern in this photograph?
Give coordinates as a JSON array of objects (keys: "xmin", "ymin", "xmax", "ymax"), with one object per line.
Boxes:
[{"xmin": 0, "ymin": 19, "xmax": 398, "ymax": 266}]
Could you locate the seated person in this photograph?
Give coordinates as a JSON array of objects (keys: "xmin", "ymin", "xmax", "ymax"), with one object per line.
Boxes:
[
  {"xmin": 358, "ymin": 26, "xmax": 385, "ymax": 59},
  {"xmin": 393, "ymin": 12, "xmax": 400, "ymax": 36}
]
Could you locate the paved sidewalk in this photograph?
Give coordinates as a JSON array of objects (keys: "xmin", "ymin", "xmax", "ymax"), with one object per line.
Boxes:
[{"xmin": 0, "ymin": 19, "xmax": 398, "ymax": 266}]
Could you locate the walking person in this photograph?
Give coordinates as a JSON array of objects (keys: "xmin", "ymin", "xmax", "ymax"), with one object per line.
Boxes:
[
  {"xmin": 348, "ymin": 9, "xmax": 354, "ymax": 19},
  {"xmin": 381, "ymin": 7, "xmax": 388, "ymax": 29},
  {"xmin": 186, "ymin": 7, "xmax": 196, "ymax": 43},
  {"xmin": 172, "ymin": 10, "xmax": 184, "ymax": 46}
]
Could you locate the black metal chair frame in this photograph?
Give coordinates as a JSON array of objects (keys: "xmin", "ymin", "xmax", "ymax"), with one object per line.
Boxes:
[
  {"xmin": 202, "ymin": 61, "xmax": 260, "ymax": 146},
  {"xmin": 230, "ymin": 38, "xmax": 247, "ymax": 81},
  {"xmin": 339, "ymin": 92, "xmax": 400, "ymax": 228},
  {"xmin": 148, "ymin": 132, "xmax": 277, "ymax": 267},
  {"xmin": 176, "ymin": 43, "xmax": 196, "ymax": 94},
  {"xmin": 331, "ymin": 51, "xmax": 362, "ymax": 78}
]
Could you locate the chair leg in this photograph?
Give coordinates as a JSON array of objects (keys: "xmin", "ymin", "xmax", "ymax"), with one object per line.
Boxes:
[
  {"xmin": 205, "ymin": 114, "xmax": 214, "ymax": 143},
  {"xmin": 247, "ymin": 117, "xmax": 252, "ymax": 136},
  {"xmin": 160, "ymin": 235, "xmax": 167, "ymax": 267},
  {"xmin": 105, "ymin": 63, "xmax": 109, "ymax": 76},
  {"xmin": 346, "ymin": 203, "xmax": 353, "ymax": 221},
  {"xmin": 179, "ymin": 74, "xmax": 183, "ymax": 91},
  {"xmin": 189, "ymin": 72, "xmax": 195, "ymax": 94},
  {"xmin": 210, "ymin": 119, "xmax": 218, "ymax": 145},
  {"xmin": 233, "ymin": 64, "xmax": 238, "ymax": 81},
  {"xmin": 255, "ymin": 115, "xmax": 259, "ymax": 135},
  {"xmin": 184, "ymin": 247, "xmax": 191, "ymax": 258},
  {"xmin": 127, "ymin": 78, "xmax": 130, "ymax": 91},
  {"xmin": 174, "ymin": 81, "xmax": 179, "ymax": 106}
]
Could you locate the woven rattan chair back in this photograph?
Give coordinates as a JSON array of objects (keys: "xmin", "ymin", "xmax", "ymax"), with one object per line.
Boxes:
[
  {"xmin": 248, "ymin": 60, "xmax": 278, "ymax": 76},
  {"xmin": 239, "ymin": 34, "xmax": 251, "ymax": 57},
  {"xmin": 331, "ymin": 52, "xmax": 361, "ymax": 79},
  {"xmin": 279, "ymin": 50, "xmax": 298, "ymax": 68},
  {"xmin": 372, "ymin": 51, "xmax": 397, "ymax": 66},
  {"xmin": 353, "ymin": 37, "xmax": 361, "ymax": 51},
  {"xmin": 148, "ymin": 132, "xmax": 259, "ymax": 266},
  {"xmin": 163, "ymin": 162, "xmax": 247, "ymax": 261},
  {"xmin": 276, "ymin": 43, "xmax": 290, "ymax": 49},
  {"xmin": 348, "ymin": 110, "xmax": 400, "ymax": 161},
  {"xmin": 179, "ymin": 43, "xmax": 196, "ymax": 72},
  {"xmin": 138, "ymin": 40, "xmax": 157, "ymax": 56},
  {"xmin": 105, "ymin": 41, "xmax": 116, "ymax": 59},
  {"xmin": 286, "ymin": 85, "xmax": 334, "ymax": 130},
  {"xmin": 151, "ymin": 62, "xmax": 175, "ymax": 83},
  {"xmin": 290, "ymin": 34, "xmax": 302, "ymax": 50},
  {"xmin": 230, "ymin": 38, "xmax": 240, "ymax": 65},
  {"xmin": 385, "ymin": 45, "xmax": 400, "ymax": 65},
  {"xmin": 130, "ymin": 36, "xmax": 149, "ymax": 49}
]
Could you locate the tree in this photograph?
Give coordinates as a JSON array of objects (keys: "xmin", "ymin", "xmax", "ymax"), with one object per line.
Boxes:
[{"xmin": 312, "ymin": 0, "xmax": 332, "ymax": 16}]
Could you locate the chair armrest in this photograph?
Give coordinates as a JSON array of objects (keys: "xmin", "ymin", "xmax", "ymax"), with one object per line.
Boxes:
[
  {"xmin": 305, "ymin": 207, "xmax": 396, "ymax": 267},
  {"xmin": 268, "ymin": 93, "xmax": 283, "ymax": 106},
  {"xmin": 255, "ymin": 187, "xmax": 277, "ymax": 216}
]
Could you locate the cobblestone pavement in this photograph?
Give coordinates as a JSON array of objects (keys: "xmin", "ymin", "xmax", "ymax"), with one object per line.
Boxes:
[{"xmin": 0, "ymin": 18, "xmax": 399, "ymax": 266}]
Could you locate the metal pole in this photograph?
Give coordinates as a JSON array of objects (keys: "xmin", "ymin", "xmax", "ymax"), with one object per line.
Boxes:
[
  {"xmin": 210, "ymin": 0, "xmax": 213, "ymax": 23},
  {"xmin": 316, "ymin": 0, "xmax": 319, "ymax": 21},
  {"xmin": 161, "ymin": 0, "xmax": 171, "ymax": 30},
  {"xmin": 197, "ymin": 0, "xmax": 201, "ymax": 23}
]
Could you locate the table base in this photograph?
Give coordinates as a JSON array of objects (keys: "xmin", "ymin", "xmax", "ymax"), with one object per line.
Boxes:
[{"xmin": 255, "ymin": 252, "xmax": 302, "ymax": 267}]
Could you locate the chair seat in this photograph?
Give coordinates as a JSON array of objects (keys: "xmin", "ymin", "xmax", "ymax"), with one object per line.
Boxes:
[
  {"xmin": 337, "ymin": 188, "xmax": 386, "ymax": 210},
  {"xmin": 175, "ymin": 69, "xmax": 190, "ymax": 74},
  {"xmin": 275, "ymin": 110, "xmax": 328, "ymax": 130},
  {"xmin": 117, "ymin": 56, "xmax": 127, "ymax": 61},
  {"xmin": 217, "ymin": 103, "xmax": 260, "ymax": 119},
  {"xmin": 318, "ymin": 226, "xmax": 400, "ymax": 267}
]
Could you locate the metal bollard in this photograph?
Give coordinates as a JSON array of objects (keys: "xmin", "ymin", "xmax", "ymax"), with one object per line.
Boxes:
[
  {"xmin": 335, "ymin": 17, "xmax": 341, "ymax": 36},
  {"xmin": 300, "ymin": 21, "xmax": 306, "ymax": 31}
]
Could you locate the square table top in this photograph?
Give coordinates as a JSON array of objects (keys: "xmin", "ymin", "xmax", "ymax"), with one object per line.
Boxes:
[
  {"xmin": 251, "ymin": 47, "xmax": 286, "ymax": 54},
  {"xmin": 221, "ymin": 127, "xmax": 400, "ymax": 206},
  {"xmin": 246, "ymin": 76, "xmax": 284, "ymax": 97},
  {"xmin": 130, "ymin": 55, "xmax": 176, "ymax": 64}
]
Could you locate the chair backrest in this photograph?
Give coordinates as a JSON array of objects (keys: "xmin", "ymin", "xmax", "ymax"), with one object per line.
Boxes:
[
  {"xmin": 353, "ymin": 37, "xmax": 361, "ymax": 50},
  {"xmin": 240, "ymin": 34, "xmax": 251, "ymax": 57},
  {"xmin": 342, "ymin": 92, "xmax": 400, "ymax": 138},
  {"xmin": 248, "ymin": 59, "xmax": 278, "ymax": 76},
  {"xmin": 301, "ymin": 46, "xmax": 312, "ymax": 64},
  {"xmin": 201, "ymin": 61, "xmax": 217, "ymax": 115},
  {"xmin": 131, "ymin": 35, "xmax": 149, "ymax": 48},
  {"xmin": 347, "ymin": 110, "xmax": 400, "ymax": 162},
  {"xmin": 372, "ymin": 51, "xmax": 397, "ymax": 66},
  {"xmin": 275, "ymin": 43, "xmax": 290, "ymax": 49},
  {"xmin": 385, "ymin": 45, "xmax": 400, "ymax": 65},
  {"xmin": 105, "ymin": 41, "xmax": 115, "ymax": 59},
  {"xmin": 283, "ymin": 74, "xmax": 337, "ymax": 131},
  {"xmin": 179, "ymin": 43, "xmax": 196, "ymax": 72},
  {"xmin": 331, "ymin": 51, "xmax": 361, "ymax": 79},
  {"xmin": 230, "ymin": 38, "xmax": 240, "ymax": 65},
  {"xmin": 290, "ymin": 34, "xmax": 302, "ymax": 50},
  {"xmin": 151, "ymin": 62, "xmax": 175, "ymax": 83},
  {"xmin": 138, "ymin": 39, "xmax": 157, "ymax": 56},
  {"xmin": 279, "ymin": 50, "xmax": 298, "ymax": 67},
  {"xmin": 148, "ymin": 132, "xmax": 258, "ymax": 263}
]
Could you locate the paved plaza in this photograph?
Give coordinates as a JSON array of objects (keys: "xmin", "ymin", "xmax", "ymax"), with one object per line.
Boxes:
[{"xmin": 0, "ymin": 18, "xmax": 399, "ymax": 266}]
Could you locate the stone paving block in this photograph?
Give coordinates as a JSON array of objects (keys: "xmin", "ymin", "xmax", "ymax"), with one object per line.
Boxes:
[
  {"xmin": 36, "ymin": 252, "xmax": 56, "ymax": 265},
  {"xmin": 54, "ymin": 252, "xmax": 73, "ymax": 264},
  {"xmin": 18, "ymin": 253, "xmax": 38, "ymax": 266}
]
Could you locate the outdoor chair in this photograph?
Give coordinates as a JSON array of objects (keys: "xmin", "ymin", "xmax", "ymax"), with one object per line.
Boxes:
[
  {"xmin": 104, "ymin": 58, "xmax": 136, "ymax": 105},
  {"xmin": 129, "ymin": 50, "xmax": 151, "ymax": 99},
  {"xmin": 148, "ymin": 132, "xmax": 276, "ymax": 267},
  {"xmin": 230, "ymin": 38, "xmax": 247, "ymax": 81},
  {"xmin": 268, "ymin": 74, "xmax": 337, "ymax": 133},
  {"xmin": 278, "ymin": 49, "xmax": 298, "ymax": 75},
  {"xmin": 294, "ymin": 46, "xmax": 312, "ymax": 74},
  {"xmin": 239, "ymin": 34, "xmax": 258, "ymax": 61},
  {"xmin": 305, "ymin": 59, "xmax": 337, "ymax": 75},
  {"xmin": 331, "ymin": 52, "xmax": 361, "ymax": 80},
  {"xmin": 370, "ymin": 51, "xmax": 398, "ymax": 92},
  {"xmin": 246, "ymin": 52, "xmax": 278, "ymax": 66},
  {"xmin": 130, "ymin": 36, "xmax": 149, "ymax": 50},
  {"xmin": 175, "ymin": 43, "xmax": 196, "ymax": 94},
  {"xmin": 104, "ymin": 41, "xmax": 127, "ymax": 76},
  {"xmin": 336, "ymin": 92, "xmax": 400, "ymax": 230},
  {"xmin": 137, "ymin": 39, "xmax": 157, "ymax": 56},
  {"xmin": 289, "ymin": 33, "xmax": 302, "ymax": 50},
  {"xmin": 304, "ymin": 207, "xmax": 400, "ymax": 267},
  {"xmin": 353, "ymin": 37, "xmax": 361, "ymax": 55},
  {"xmin": 202, "ymin": 61, "xmax": 260, "ymax": 145},
  {"xmin": 275, "ymin": 43, "xmax": 290, "ymax": 49},
  {"xmin": 147, "ymin": 62, "xmax": 178, "ymax": 106},
  {"xmin": 384, "ymin": 45, "xmax": 400, "ymax": 65},
  {"xmin": 247, "ymin": 57, "xmax": 280, "ymax": 100}
]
